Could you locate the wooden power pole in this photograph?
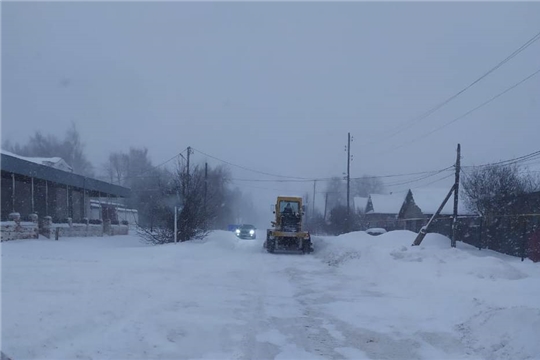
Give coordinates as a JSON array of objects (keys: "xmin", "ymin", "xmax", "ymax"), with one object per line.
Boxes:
[
  {"xmin": 186, "ymin": 146, "xmax": 192, "ymax": 196},
  {"xmin": 312, "ymin": 180, "xmax": 317, "ymax": 217},
  {"xmin": 204, "ymin": 162, "xmax": 208, "ymax": 212},
  {"xmin": 451, "ymin": 144, "xmax": 461, "ymax": 248},
  {"xmin": 412, "ymin": 184, "xmax": 456, "ymax": 246},
  {"xmin": 346, "ymin": 132, "xmax": 351, "ymax": 232},
  {"xmin": 324, "ymin": 192, "xmax": 328, "ymax": 221}
]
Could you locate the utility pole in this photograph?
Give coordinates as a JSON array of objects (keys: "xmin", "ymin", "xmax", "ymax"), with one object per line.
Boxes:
[
  {"xmin": 312, "ymin": 180, "xmax": 317, "ymax": 217},
  {"xmin": 324, "ymin": 192, "xmax": 328, "ymax": 221},
  {"xmin": 412, "ymin": 184, "xmax": 455, "ymax": 246},
  {"xmin": 204, "ymin": 162, "xmax": 208, "ymax": 213},
  {"xmin": 451, "ymin": 143, "xmax": 461, "ymax": 248},
  {"xmin": 346, "ymin": 132, "xmax": 352, "ymax": 232},
  {"xmin": 186, "ymin": 146, "xmax": 192, "ymax": 196},
  {"xmin": 174, "ymin": 206, "xmax": 178, "ymax": 243}
]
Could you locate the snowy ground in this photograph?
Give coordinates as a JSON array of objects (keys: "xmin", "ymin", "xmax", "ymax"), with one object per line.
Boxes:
[{"xmin": 2, "ymin": 230, "xmax": 540, "ymax": 360}]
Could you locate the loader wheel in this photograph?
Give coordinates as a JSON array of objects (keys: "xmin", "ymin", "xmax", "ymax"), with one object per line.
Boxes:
[
  {"xmin": 267, "ymin": 239, "xmax": 275, "ymax": 253},
  {"xmin": 302, "ymin": 240, "xmax": 312, "ymax": 254}
]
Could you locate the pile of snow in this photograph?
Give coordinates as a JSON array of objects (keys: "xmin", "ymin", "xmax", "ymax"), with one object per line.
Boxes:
[
  {"xmin": 313, "ymin": 230, "xmax": 540, "ymax": 359},
  {"xmin": 2, "ymin": 229, "xmax": 539, "ymax": 360}
]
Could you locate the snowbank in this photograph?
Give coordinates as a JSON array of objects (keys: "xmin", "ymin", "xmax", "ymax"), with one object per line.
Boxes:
[{"xmin": 312, "ymin": 230, "xmax": 540, "ymax": 359}]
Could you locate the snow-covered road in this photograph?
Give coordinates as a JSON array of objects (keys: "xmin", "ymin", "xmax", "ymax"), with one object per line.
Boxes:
[{"xmin": 2, "ymin": 230, "xmax": 540, "ymax": 360}]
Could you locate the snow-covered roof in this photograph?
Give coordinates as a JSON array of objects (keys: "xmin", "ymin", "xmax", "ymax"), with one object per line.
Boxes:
[
  {"xmin": 409, "ymin": 188, "xmax": 474, "ymax": 215},
  {"xmin": 367, "ymin": 193, "xmax": 407, "ymax": 214},
  {"xmin": 1, "ymin": 149, "xmax": 73, "ymax": 172},
  {"xmin": 354, "ymin": 197, "xmax": 368, "ymax": 212}
]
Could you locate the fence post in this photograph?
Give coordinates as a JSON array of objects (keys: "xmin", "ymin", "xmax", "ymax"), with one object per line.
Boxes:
[
  {"xmin": 521, "ymin": 217, "xmax": 528, "ymax": 262},
  {"xmin": 486, "ymin": 216, "xmax": 491, "ymax": 250},
  {"xmin": 174, "ymin": 206, "xmax": 178, "ymax": 244},
  {"xmin": 55, "ymin": 227, "xmax": 59, "ymax": 241},
  {"xmin": 478, "ymin": 217, "xmax": 483, "ymax": 250}
]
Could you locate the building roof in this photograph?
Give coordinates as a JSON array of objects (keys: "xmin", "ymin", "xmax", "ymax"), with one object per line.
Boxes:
[
  {"xmin": 367, "ymin": 193, "xmax": 407, "ymax": 215},
  {"xmin": 409, "ymin": 188, "xmax": 474, "ymax": 215},
  {"xmin": 1, "ymin": 151, "xmax": 130, "ymax": 198},
  {"xmin": 1, "ymin": 150, "xmax": 73, "ymax": 172},
  {"xmin": 354, "ymin": 197, "xmax": 369, "ymax": 212}
]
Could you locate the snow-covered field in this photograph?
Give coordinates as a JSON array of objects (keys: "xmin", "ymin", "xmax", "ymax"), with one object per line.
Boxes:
[{"xmin": 2, "ymin": 230, "xmax": 540, "ymax": 360}]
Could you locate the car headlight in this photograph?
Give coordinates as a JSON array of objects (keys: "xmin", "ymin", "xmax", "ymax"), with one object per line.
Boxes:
[
  {"xmin": 249, "ymin": 230, "xmax": 255, "ymax": 235},
  {"xmin": 235, "ymin": 229, "xmax": 240, "ymax": 234}
]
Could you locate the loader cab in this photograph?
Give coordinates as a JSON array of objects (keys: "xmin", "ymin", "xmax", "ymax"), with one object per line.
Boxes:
[
  {"xmin": 274, "ymin": 198, "xmax": 303, "ymax": 232},
  {"xmin": 272, "ymin": 201, "xmax": 304, "ymax": 214},
  {"xmin": 279, "ymin": 200, "xmax": 300, "ymax": 215}
]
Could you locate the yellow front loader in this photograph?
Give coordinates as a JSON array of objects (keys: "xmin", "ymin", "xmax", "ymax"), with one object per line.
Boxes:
[{"xmin": 263, "ymin": 196, "xmax": 313, "ymax": 254}]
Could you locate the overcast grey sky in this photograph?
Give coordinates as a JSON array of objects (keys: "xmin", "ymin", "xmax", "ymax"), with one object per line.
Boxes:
[{"xmin": 2, "ymin": 2, "xmax": 540, "ymax": 218}]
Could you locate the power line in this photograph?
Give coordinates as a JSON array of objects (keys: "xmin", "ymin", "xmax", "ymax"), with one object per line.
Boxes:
[
  {"xmin": 383, "ymin": 167, "xmax": 454, "ymax": 187},
  {"xmin": 326, "ymin": 170, "xmax": 456, "ymax": 196},
  {"xmin": 463, "ymin": 149, "xmax": 540, "ymax": 169},
  {"xmin": 378, "ymin": 67, "xmax": 540, "ymax": 156},
  {"xmin": 230, "ymin": 166, "xmax": 455, "ymax": 183},
  {"xmin": 191, "ymin": 147, "xmax": 311, "ymax": 180},
  {"xmin": 385, "ymin": 173, "xmax": 456, "ymax": 195},
  {"xmin": 110, "ymin": 147, "xmax": 189, "ymax": 185},
  {"xmin": 148, "ymin": 148, "xmax": 188, "ymax": 172},
  {"xmin": 367, "ymin": 30, "xmax": 540, "ymax": 146},
  {"xmin": 231, "ymin": 178, "xmax": 316, "ymax": 183},
  {"xmin": 232, "ymin": 182, "xmax": 297, "ymax": 193},
  {"xmin": 420, "ymin": 173, "xmax": 455, "ymax": 187}
]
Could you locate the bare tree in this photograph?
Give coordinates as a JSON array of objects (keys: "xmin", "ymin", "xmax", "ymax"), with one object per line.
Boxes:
[
  {"xmin": 352, "ymin": 175, "xmax": 385, "ymax": 197},
  {"xmin": 3, "ymin": 122, "xmax": 94, "ymax": 176},
  {"xmin": 325, "ymin": 177, "xmax": 346, "ymax": 210},
  {"xmin": 327, "ymin": 205, "xmax": 353, "ymax": 235},
  {"xmin": 324, "ymin": 175, "xmax": 384, "ymax": 211},
  {"xmin": 138, "ymin": 160, "xmax": 238, "ymax": 244},
  {"xmin": 62, "ymin": 123, "xmax": 94, "ymax": 176},
  {"xmin": 101, "ymin": 147, "xmax": 174, "ymax": 229},
  {"xmin": 103, "ymin": 152, "xmax": 130, "ymax": 185},
  {"xmin": 462, "ymin": 164, "xmax": 539, "ymax": 216}
]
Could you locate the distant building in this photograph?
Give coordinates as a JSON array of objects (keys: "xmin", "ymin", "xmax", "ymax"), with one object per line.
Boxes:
[
  {"xmin": 1, "ymin": 150, "xmax": 133, "ymax": 239},
  {"xmin": 353, "ymin": 196, "xmax": 368, "ymax": 214},
  {"xmin": 364, "ymin": 193, "xmax": 407, "ymax": 230},
  {"xmin": 2, "ymin": 150, "xmax": 74, "ymax": 172},
  {"xmin": 398, "ymin": 188, "xmax": 475, "ymax": 232}
]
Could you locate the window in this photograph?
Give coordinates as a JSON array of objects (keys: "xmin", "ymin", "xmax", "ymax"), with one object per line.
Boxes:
[{"xmin": 279, "ymin": 201, "xmax": 300, "ymax": 214}]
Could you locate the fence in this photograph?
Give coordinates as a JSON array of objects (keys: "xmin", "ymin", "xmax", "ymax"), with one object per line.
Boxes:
[{"xmin": 401, "ymin": 215, "xmax": 540, "ymax": 262}]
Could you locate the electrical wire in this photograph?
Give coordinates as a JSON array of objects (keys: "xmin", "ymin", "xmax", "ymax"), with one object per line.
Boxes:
[
  {"xmin": 420, "ymin": 173, "xmax": 455, "ymax": 187},
  {"xmin": 383, "ymin": 167, "xmax": 454, "ymax": 187},
  {"xmin": 366, "ymin": 30, "xmax": 540, "ymax": 146},
  {"xmin": 110, "ymin": 147, "xmax": 189, "ymax": 185},
  {"xmin": 462, "ymin": 149, "xmax": 540, "ymax": 169},
  {"xmin": 377, "ymin": 68, "xmax": 540, "ymax": 156},
  {"xmin": 191, "ymin": 147, "xmax": 311, "ymax": 180},
  {"xmin": 230, "ymin": 166, "xmax": 455, "ymax": 183}
]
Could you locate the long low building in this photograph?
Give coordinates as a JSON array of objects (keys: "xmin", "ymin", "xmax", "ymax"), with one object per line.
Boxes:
[{"xmin": 1, "ymin": 150, "xmax": 130, "ymax": 224}]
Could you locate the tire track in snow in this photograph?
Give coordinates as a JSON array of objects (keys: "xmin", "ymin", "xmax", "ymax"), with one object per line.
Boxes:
[{"xmin": 281, "ymin": 262, "xmax": 425, "ymax": 360}]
